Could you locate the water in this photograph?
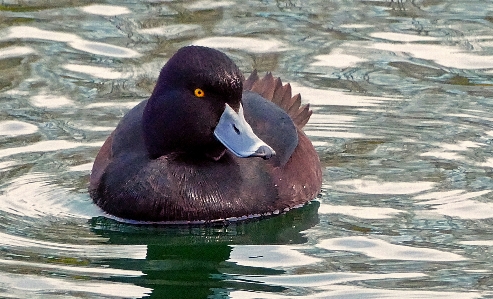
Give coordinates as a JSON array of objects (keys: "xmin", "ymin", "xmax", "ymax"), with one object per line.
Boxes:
[{"xmin": 1, "ymin": 0, "xmax": 493, "ymax": 298}]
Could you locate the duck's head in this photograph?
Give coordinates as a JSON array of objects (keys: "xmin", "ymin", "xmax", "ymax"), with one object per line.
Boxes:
[{"xmin": 143, "ymin": 46, "xmax": 275, "ymax": 160}]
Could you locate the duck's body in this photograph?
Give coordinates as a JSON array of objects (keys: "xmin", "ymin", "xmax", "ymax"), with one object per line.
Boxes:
[{"xmin": 89, "ymin": 46, "xmax": 322, "ymax": 223}]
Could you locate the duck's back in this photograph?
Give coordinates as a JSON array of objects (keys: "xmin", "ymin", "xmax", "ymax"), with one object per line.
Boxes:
[{"xmin": 242, "ymin": 72, "xmax": 322, "ymax": 214}]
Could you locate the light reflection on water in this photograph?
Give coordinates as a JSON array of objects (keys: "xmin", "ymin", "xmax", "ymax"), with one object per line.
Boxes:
[
  {"xmin": 0, "ymin": 120, "xmax": 38, "ymax": 136},
  {"xmin": 3, "ymin": 26, "xmax": 141, "ymax": 58},
  {"xmin": 318, "ymin": 204, "xmax": 403, "ymax": 219},
  {"xmin": 63, "ymin": 63, "xmax": 128, "ymax": 80},
  {"xmin": 80, "ymin": 4, "xmax": 131, "ymax": 16},
  {"xmin": 193, "ymin": 36, "xmax": 289, "ymax": 53},
  {"xmin": 318, "ymin": 236, "xmax": 466, "ymax": 261},
  {"xmin": 1, "ymin": 0, "xmax": 493, "ymax": 298},
  {"xmin": 228, "ymin": 244, "xmax": 322, "ymax": 268},
  {"xmin": 230, "ymin": 286, "xmax": 483, "ymax": 299}
]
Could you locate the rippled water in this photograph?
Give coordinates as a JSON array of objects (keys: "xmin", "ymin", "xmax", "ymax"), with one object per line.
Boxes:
[{"xmin": 2, "ymin": 0, "xmax": 493, "ymax": 298}]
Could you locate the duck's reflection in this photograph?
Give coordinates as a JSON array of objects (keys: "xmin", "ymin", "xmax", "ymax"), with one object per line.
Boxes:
[{"xmin": 91, "ymin": 201, "xmax": 319, "ymax": 298}]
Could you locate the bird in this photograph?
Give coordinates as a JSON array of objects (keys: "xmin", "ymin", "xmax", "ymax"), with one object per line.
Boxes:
[{"xmin": 89, "ymin": 45, "xmax": 322, "ymax": 224}]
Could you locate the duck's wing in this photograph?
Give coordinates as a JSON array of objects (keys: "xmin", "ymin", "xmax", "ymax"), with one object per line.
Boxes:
[
  {"xmin": 89, "ymin": 100, "xmax": 148, "ymax": 192},
  {"xmin": 89, "ymin": 131, "xmax": 114, "ymax": 191},
  {"xmin": 243, "ymin": 70, "xmax": 312, "ymax": 129}
]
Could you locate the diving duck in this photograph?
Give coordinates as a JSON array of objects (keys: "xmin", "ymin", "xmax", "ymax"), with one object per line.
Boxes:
[{"xmin": 89, "ymin": 46, "xmax": 322, "ymax": 223}]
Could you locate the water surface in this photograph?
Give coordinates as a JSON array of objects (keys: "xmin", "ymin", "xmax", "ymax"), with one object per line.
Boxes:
[{"xmin": 1, "ymin": 0, "xmax": 493, "ymax": 298}]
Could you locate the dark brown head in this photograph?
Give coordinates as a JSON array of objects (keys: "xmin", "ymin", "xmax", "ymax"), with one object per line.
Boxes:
[{"xmin": 143, "ymin": 46, "xmax": 274, "ymax": 160}]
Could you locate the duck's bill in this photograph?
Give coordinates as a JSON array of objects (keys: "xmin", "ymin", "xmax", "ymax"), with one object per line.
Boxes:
[{"xmin": 214, "ymin": 103, "xmax": 275, "ymax": 159}]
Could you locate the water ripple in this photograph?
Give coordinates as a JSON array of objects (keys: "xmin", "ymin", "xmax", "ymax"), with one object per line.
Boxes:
[
  {"xmin": 3, "ymin": 26, "xmax": 140, "ymax": 58},
  {"xmin": 193, "ymin": 36, "xmax": 288, "ymax": 53},
  {"xmin": 318, "ymin": 204, "xmax": 404, "ymax": 219},
  {"xmin": 370, "ymin": 32, "xmax": 439, "ymax": 42},
  {"xmin": 0, "ymin": 121, "xmax": 38, "ymax": 136},
  {"xmin": 79, "ymin": 4, "xmax": 131, "ymax": 16},
  {"xmin": 0, "ymin": 272, "xmax": 151, "ymax": 298},
  {"xmin": 241, "ymin": 272, "xmax": 426, "ymax": 288},
  {"xmin": 137, "ymin": 24, "xmax": 203, "ymax": 39},
  {"xmin": 290, "ymin": 83, "xmax": 394, "ymax": 107},
  {"xmin": 330, "ymin": 179, "xmax": 435, "ymax": 195},
  {"xmin": 0, "ymin": 46, "xmax": 35, "ymax": 59},
  {"xmin": 31, "ymin": 94, "xmax": 74, "ymax": 108},
  {"xmin": 0, "ymin": 258, "xmax": 143, "ymax": 277},
  {"xmin": 369, "ymin": 42, "xmax": 493, "ymax": 70},
  {"xmin": 0, "ymin": 140, "xmax": 101, "ymax": 159},
  {"xmin": 1, "ymin": 1, "xmax": 493, "ymax": 297},
  {"xmin": 318, "ymin": 236, "xmax": 466, "ymax": 261},
  {"xmin": 230, "ymin": 285, "xmax": 483, "ymax": 299},
  {"xmin": 311, "ymin": 51, "xmax": 367, "ymax": 68},
  {"xmin": 228, "ymin": 245, "xmax": 321, "ymax": 268},
  {"xmin": 63, "ymin": 63, "xmax": 127, "ymax": 80},
  {"xmin": 185, "ymin": 0, "xmax": 235, "ymax": 11},
  {"xmin": 0, "ymin": 173, "xmax": 100, "ymax": 218},
  {"xmin": 0, "ymin": 231, "xmax": 147, "ymax": 259},
  {"xmin": 415, "ymin": 190, "xmax": 493, "ymax": 219}
]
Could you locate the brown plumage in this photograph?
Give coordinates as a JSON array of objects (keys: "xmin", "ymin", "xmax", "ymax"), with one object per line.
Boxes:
[
  {"xmin": 89, "ymin": 46, "xmax": 322, "ymax": 223},
  {"xmin": 244, "ymin": 70, "xmax": 312, "ymax": 128}
]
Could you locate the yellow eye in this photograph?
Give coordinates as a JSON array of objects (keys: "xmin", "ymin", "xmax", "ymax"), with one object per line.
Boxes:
[{"xmin": 194, "ymin": 88, "xmax": 205, "ymax": 98}]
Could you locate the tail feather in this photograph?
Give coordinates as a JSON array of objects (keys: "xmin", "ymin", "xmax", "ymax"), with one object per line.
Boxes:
[
  {"xmin": 293, "ymin": 104, "xmax": 312, "ymax": 128},
  {"xmin": 243, "ymin": 71, "xmax": 313, "ymax": 129},
  {"xmin": 243, "ymin": 69, "xmax": 259, "ymax": 91}
]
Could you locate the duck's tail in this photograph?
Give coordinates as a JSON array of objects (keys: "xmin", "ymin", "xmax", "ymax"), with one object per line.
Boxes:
[{"xmin": 243, "ymin": 70, "xmax": 312, "ymax": 129}]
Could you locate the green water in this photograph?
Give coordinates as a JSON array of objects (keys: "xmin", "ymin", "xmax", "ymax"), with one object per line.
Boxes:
[{"xmin": 1, "ymin": 0, "xmax": 493, "ymax": 298}]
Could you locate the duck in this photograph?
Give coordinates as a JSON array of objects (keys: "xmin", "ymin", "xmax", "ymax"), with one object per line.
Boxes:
[{"xmin": 89, "ymin": 46, "xmax": 322, "ymax": 223}]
